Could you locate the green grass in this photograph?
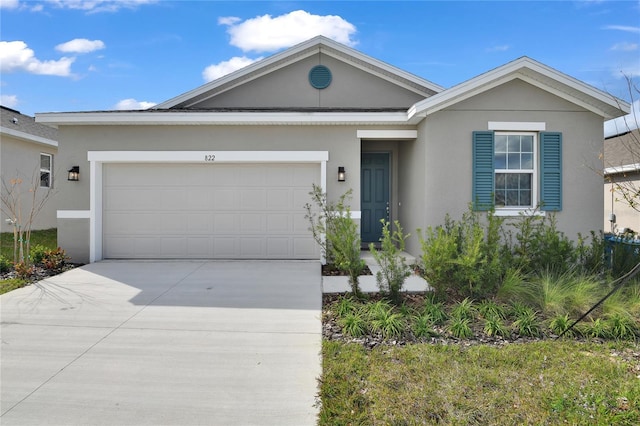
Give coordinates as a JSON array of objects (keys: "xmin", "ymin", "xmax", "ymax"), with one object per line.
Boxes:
[
  {"xmin": 0, "ymin": 228, "xmax": 57, "ymax": 260},
  {"xmin": 0, "ymin": 278, "xmax": 28, "ymax": 295},
  {"xmin": 319, "ymin": 340, "xmax": 640, "ymax": 425},
  {"xmin": 1, "ymin": 229, "xmax": 57, "ymax": 295}
]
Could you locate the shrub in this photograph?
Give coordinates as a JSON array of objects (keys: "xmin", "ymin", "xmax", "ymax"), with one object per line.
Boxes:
[
  {"xmin": 478, "ymin": 299, "xmax": 506, "ymax": 319},
  {"xmin": 305, "ymin": 184, "xmax": 365, "ymax": 296},
  {"xmin": 483, "ymin": 316, "xmax": 510, "ymax": 338},
  {"xmin": 412, "ymin": 314, "xmax": 438, "ymax": 338},
  {"xmin": 30, "ymin": 244, "xmax": 47, "ymax": 265},
  {"xmin": 338, "ymin": 311, "xmax": 367, "ymax": 337},
  {"xmin": 585, "ymin": 318, "xmax": 610, "ymax": 339},
  {"xmin": 329, "ymin": 215, "xmax": 366, "ymax": 296},
  {"xmin": 13, "ymin": 261, "xmax": 34, "ymax": 279},
  {"xmin": 549, "ymin": 314, "xmax": 576, "ymax": 338},
  {"xmin": 370, "ymin": 220, "xmax": 411, "ymax": 304},
  {"xmin": 512, "ymin": 308, "xmax": 542, "ymax": 338},
  {"xmin": 336, "ymin": 296, "xmax": 357, "ymax": 317},
  {"xmin": 0, "ymin": 256, "xmax": 12, "ymax": 273},
  {"xmin": 607, "ymin": 313, "xmax": 638, "ymax": 340},
  {"xmin": 418, "ymin": 222, "xmax": 458, "ymax": 299},
  {"xmin": 447, "ymin": 316, "xmax": 473, "ymax": 339},
  {"xmin": 423, "ymin": 297, "xmax": 448, "ymax": 325},
  {"xmin": 450, "ymin": 298, "xmax": 477, "ymax": 321},
  {"xmin": 369, "ymin": 309, "xmax": 405, "ymax": 338},
  {"xmin": 41, "ymin": 247, "xmax": 68, "ymax": 271}
]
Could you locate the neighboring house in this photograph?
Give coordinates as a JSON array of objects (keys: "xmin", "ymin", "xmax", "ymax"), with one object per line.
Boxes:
[
  {"xmin": 0, "ymin": 106, "xmax": 58, "ymax": 233},
  {"xmin": 36, "ymin": 36, "xmax": 629, "ymax": 264},
  {"xmin": 604, "ymin": 128, "xmax": 640, "ymax": 234}
]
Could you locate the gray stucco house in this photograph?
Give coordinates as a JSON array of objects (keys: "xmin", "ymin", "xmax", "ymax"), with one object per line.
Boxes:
[
  {"xmin": 1, "ymin": 106, "xmax": 58, "ymax": 233},
  {"xmin": 36, "ymin": 36, "xmax": 630, "ymax": 264}
]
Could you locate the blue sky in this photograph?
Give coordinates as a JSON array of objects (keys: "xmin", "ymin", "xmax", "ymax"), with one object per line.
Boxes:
[{"xmin": 1, "ymin": 0, "xmax": 639, "ymax": 132}]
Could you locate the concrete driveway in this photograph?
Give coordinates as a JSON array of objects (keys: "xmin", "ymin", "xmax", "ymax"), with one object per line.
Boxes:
[{"xmin": 1, "ymin": 260, "xmax": 322, "ymax": 425}]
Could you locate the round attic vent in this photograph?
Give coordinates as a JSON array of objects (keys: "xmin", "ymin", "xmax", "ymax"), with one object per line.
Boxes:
[{"xmin": 309, "ymin": 65, "xmax": 332, "ymax": 89}]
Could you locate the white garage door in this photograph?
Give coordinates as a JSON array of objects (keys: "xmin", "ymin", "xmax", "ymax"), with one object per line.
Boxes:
[{"xmin": 103, "ymin": 163, "xmax": 320, "ymax": 259}]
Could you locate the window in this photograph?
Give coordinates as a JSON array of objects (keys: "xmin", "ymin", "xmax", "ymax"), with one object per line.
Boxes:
[
  {"xmin": 494, "ymin": 133, "xmax": 536, "ymax": 208},
  {"xmin": 40, "ymin": 153, "xmax": 52, "ymax": 188},
  {"xmin": 472, "ymin": 131, "xmax": 562, "ymax": 212}
]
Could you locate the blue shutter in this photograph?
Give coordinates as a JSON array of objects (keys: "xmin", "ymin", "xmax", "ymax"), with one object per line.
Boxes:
[
  {"xmin": 540, "ymin": 132, "xmax": 562, "ymax": 211},
  {"xmin": 472, "ymin": 131, "xmax": 494, "ymax": 211}
]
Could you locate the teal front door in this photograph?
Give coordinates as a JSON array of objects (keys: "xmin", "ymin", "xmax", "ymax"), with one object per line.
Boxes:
[{"xmin": 361, "ymin": 152, "xmax": 390, "ymax": 245}]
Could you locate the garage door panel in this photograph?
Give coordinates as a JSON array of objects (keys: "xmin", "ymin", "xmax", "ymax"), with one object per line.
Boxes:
[
  {"xmin": 240, "ymin": 189, "xmax": 266, "ymax": 209},
  {"xmin": 103, "ymin": 163, "xmax": 319, "ymax": 259}
]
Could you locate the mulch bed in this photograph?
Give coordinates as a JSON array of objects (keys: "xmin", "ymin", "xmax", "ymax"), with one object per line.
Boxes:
[
  {"xmin": 321, "ymin": 292, "xmax": 636, "ymax": 351},
  {"xmin": 1, "ymin": 263, "xmax": 82, "ymax": 283}
]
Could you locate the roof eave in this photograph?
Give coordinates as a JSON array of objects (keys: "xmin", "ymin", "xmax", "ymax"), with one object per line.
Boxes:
[
  {"xmin": 35, "ymin": 111, "xmax": 412, "ymax": 126},
  {"xmin": 0, "ymin": 126, "xmax": 58, "ymax": 147},
  {"xmin": 408, "ymin": 57, "xmax": 631, "ymax": 121},
  {"xmin": 155, "ymin": 36, "xmax": 442, "ymax": 110}
]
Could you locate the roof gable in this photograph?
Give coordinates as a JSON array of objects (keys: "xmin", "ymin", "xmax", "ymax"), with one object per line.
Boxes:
[
  {"xmin": 155, "ymin": 36, "xmax": 443, "ymax": 110},
  {"xmin": 408, "ymin": 57, "xmax": 630, "ymax": 121},
  {"xmin": 1, "ymin": 106, "xmax": 58, "ymax": 147}
]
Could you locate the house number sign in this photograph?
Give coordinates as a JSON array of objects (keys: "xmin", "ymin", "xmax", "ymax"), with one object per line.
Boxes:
[{"xmin": 204, "ymin": 154, "xmax": 216, "ymax": 162}]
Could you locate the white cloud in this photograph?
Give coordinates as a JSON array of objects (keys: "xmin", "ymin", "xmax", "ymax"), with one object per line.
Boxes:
[
  {"xmin": 611, "ymin": 42, "xmax": 638, "ymax": 51},
  {"xmin": 220, "ymin": 10, "xmax": 357, "ymax": 53},
  {"xmin": 46, "ymin": 0, "xmax": 158, "ymax": 13},
  {"xmin": 0, "ymin": 94, "xmax": 19, "ymax": 108},
  {"xmin": 605, "ymin": 99, "xmax": 640, "ymax": 137},
  {"xmin": 114, "ymin": 98, "xmax": 156, "ymax": 110},
  {"xmin": 56, "ymin": 38, "xmax": 105, "ymax": 53},
  {"xmin": 0, "ymin": 41, "xmax": 75, "ymax": 76},
  {"xmin": 202, "ymin": 56, "xmax": 263, "ymax": 82},
  {"xmin": 218, "ymin": 16, "xmax": 240, "ymax": 26},
  {"xmin": 0, "ymin": 0, "xmax": 19, "ymax": 9},
  {"xmin": 603, "ymin": 25, "xmax": 640, "ymax": 34}
]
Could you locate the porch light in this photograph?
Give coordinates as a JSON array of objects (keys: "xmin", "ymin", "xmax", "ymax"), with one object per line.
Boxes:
[
  {"xmin": 67, "ymin": 166, "xmax": 80, "ymax": 181},
  {"xmin": 338, "ymin": 166, "xmax": 346, "ymax": 182}
]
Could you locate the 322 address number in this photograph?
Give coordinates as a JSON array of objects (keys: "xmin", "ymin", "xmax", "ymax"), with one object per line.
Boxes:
[{"xmin": 204, "ymin": 154, "xmax": 216, "ymax": 162}]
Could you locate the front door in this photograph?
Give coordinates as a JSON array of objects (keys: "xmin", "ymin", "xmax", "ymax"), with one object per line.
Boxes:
[{"xmin": 361, "ymin": 152, "xmax": 390, "ymax": 245}]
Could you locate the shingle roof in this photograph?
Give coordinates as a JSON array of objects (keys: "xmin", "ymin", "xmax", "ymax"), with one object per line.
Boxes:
[
  {"xmin": 1, "ymin": 105, "xmax": 58, "ymax": 141},
  {"xmin": 604, "ymin": 128, "xmax": 640, "ymax": 169}
]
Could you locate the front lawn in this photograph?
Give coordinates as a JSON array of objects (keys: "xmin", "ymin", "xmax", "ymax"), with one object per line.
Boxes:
[
  {"xmin": 319, "ymin": 340, "xmax": 640, "ymax": 425},
  {"xmin": 0, "ymin": 228, "xmax": 57, "ymax": 260},
  {"xmin": 1, "ymin": 228, "xmax": 62, "ymax": 295}
]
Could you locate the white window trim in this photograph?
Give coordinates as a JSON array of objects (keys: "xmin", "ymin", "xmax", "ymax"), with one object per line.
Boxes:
[
  {"xmin": 87, "ymin": 150, "xmax": 329, "ymax": 263},
  {"xmin": 493, "ymin": 131, "xmax": 539, "ymax": 215},
  {"xmin": 40, "ymin": 153, "xmax": 53, "ymax": 188},
  {"xmin": 488, "ymin": 121, "xmax": 546, "ymax": 131}
]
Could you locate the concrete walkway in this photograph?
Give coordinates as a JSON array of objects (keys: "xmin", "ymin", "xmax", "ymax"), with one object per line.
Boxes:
[
  {"xmin": 322, "ymin": 251, "xmax": 431, "ymax": 293},
  {"xmin": 1, "ymin": 261, "xmax": 321, "ymax": 426}
]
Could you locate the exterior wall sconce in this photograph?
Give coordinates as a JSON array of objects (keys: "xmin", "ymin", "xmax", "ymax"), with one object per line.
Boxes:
[
  {"xmin": 338, "ymin": 166, "xmax": 346, "ymax": 182},
  {"xmin": 68, "ymin": 166, "xmax": 80, "ymax": 181}
]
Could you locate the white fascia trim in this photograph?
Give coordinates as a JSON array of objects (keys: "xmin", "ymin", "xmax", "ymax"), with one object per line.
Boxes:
[
  {"xmin": 604, "ymin": 163, "xmax": 640, "ymax": 175},
  {"xmin": 36, "ymin": 111, "xmax": 409, "ymax": 126},
  {"xmin": 488, "ymin": 122, "xmax": 546, "ymax": 131},
  {"xmin": 57, "ymin": 210, "xmax": 90, "ymax": 219},
  {"xmin": 0, "ymin": 126, "xmax": 58, "ymax": 147},
  {"xmin": 156, "ymin": 36, "xmax": 443, "ymax": 108},
  {"xmin": 87, "ymin": 150, "xmax": 329, "ymax": 263},
  {"xmin": 357, "ymin": 130, "xmax": 418, "ymax": 139},
  {"xmin": 408, "ymin": 57, "xmax": 630, "ymax": 119},
  {"xmin": 88, "ymin": 151, "xmax": 329, "ymax": 163}
]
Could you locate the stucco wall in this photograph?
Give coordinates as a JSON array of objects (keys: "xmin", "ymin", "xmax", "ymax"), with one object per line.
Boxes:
[
  {"xmin": 419, "ymin": 79, "xmax": 605, "ymax": 242},
  {"xmin": 0, "ymin": 136, "xmax": 57, "ymax": 232},
  {"xmin": 605, "ymin": 176, "xmax": 640, "ymax": 233},
  {"xmin": 195, "ymin": 53, "xmax": 427, "ymax": 109},
  {"xmin": 56, "ymin": 124, "xmax": 419, "ymax": 261}
]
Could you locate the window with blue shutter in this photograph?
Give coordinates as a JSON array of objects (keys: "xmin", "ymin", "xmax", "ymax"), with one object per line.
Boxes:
[
  {"xmin": 472, "ymin": 131, "xmax": 495, "ymax": 211},
  {"xmin": 472, "ymin": 130, "xmax": 563, "ymax": 212},
  {"xmin": 539, "ymin": 132, "xmax": 562, "ymax": 211}
]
